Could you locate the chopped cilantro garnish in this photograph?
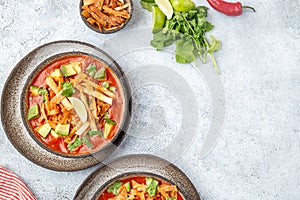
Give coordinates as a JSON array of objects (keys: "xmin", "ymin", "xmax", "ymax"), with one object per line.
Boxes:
[{"xmin": 61, "ymin": 82, "xmax": 75, "ymax": 97}]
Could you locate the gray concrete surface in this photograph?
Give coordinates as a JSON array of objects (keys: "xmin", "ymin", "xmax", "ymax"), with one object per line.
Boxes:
[{"xmin": 0, "ymin": 0, "xmax": 299, "ymax": 199}]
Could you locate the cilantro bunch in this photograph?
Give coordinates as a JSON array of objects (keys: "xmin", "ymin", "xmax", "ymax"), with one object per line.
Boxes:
[{"xmin": 147, "ymin": 5, "xmax": 221, "ymax": 73}]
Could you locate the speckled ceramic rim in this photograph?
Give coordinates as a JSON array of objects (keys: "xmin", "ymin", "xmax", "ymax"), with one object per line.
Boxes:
[
  {"xmin": 0, "ymin": 40, "xmax": 131, "ymax": 171},
  {"xmin": 20, "ymin": 51, "xmax": 129, "ymax": 158},
  {"xmin": 73, "ymin": 154, "xmax": 201, "ymax": 200},
  {"xmin": 79, "ymin": 0, "xmax": 133, "ymax": 34},
  {"xmin": 92, "ymin": 172, "xmax": 187, "ymax": 200}
]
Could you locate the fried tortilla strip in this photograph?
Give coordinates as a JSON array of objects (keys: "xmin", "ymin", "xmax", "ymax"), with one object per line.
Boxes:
[
  {"xmin": 108, "ymin": 0, "xmax": 117, "ymax": 8},
  {"xmin": 158, "ymin": 189, "xmax": 169, "ymax": 198},
  {"xmin": 79, "ymin": 91, "xmax": 98, "ymax": 131},
  {"xmin": 82, "ymin": 79, "xmax": 116, "ymax": 98},
  {"xmin": 87, "ymin": 8, "xmax": 107, "ymax": 27},
  {"xmin": 114, "ymin": 3, "xmax": 129, "ymax": 11},
  {"xmin": 61, "ymin": 98, "xmax": 73, "ymax": 111},
  {"xmin": 90, "ymin": 97, "xmax": 99, "ymax": 119},
  {"xmin": 50, "ymin": 91, "xmax": 65, "ymax": 104},
  {"xmin": 65, "ymin": 135, "xmax": 78, "ymax": 145},
  {"xmin": 87, "ymin": 17, "xmax": 96, "ymax": 25},
  {"xmin": 94, "ymin": 0, "xmax": 104, "ymax": 10},
  {"xmin": 132, "ymin": 180, "xmax": 146, "ymax": 191},
  {"xmin": 40, "ymin": 103, "xmax": 48, "ymax": 122},
  {"xmin": 102, "ymin": 5, "xmax": 130, "ymax": 18},
  {"xmin": 46, "ymin": 77, "xmax": 73, "ymax": 111},
  {"xmin": 81, "ymin": 9, "xmax": 91, "ymax": 18},
  {"xmin": 98, "ymin": 100, "xmax": 111, "ymax": 118},
  {"xmin": 76, "ymin": 85, "xmax": 112, "ymax": 105},
  {"xmin": 160, "ymin": 185, "xmax": 178, "ymax": 192},
  {"xmin": 89, "ymin": 5, "xmax": 119, "ymax": 26},
  {"xmin": 46, "ymin": 77, "xmax": 60, "ymax": 93},
  {"xmin": 117, "ymin": 186, "xmax": 128, "ymax": 199},
  {"xmin": 158, "ymin": 185, "xmax": 177, "ymax": 199},
  {"xmin": 73, "ymin": 73, "xmax": 87, "ymax": 86},
  {"xmin": 104, "ymin": 23, "xmax": 124, "ymax": 31},
  {"xmin": 64, "ymin": 121, "xmax": 83, "ymax": 143},
  {"xmin": 83, "ymin": 0, "xmax": 97, "ymax": 6},
  {"xmin": 110, "ymin": 15, "xmax": 125, "ymax": 24},
  {"xmin": 48, "ymin": 109, "xmax": 60, "ymax": 116},
  {"xmin": 48, "ymin": 121, "xmax": 57, "ymax": 130}
]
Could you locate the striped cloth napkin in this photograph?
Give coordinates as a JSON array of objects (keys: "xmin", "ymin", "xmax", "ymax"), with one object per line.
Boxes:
[{"xmin": 0, "ymin": 166, "xmax": 37, "ymax": 200}]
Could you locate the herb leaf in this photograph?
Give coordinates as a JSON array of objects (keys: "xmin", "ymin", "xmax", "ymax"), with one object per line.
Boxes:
[
  {"xmin": 148, "ymin": 6, "xmax": 221, "ymax": 73},
  {"xmin": 67, "ymin": 137, "xmax": 82, "ymax": 151},
  {"xmin": 106, "ymin": 118, "xmax": 117, "ymax": 125},
  {"xmin": 82, "ymin": 135, "xmax": 94, "ymax": 149},
  {"xmin": 61, "ymin": 82, "xmax": 75, "ymax": 97},
  {"xmin": 38, "ymin": 87, "xmax": 48, "ymax": 102},
  {"xmin": 88, "ymin": 130, "xmax": 103, "ymax": 137},
  {"xmin": 175, "ymin": 36, "xmax": 196, "ymax": 63}
]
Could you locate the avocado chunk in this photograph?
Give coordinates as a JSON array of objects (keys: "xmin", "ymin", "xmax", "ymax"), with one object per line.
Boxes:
[
  {"xmin": 86, "ymin": 63, "xmax": 96, "ymax": 77},
  {"xmin": 71, "ymin": 62, "xmax": 82, "ymax": 74},
  {"xmin": 104, "ymin": 122, "xmax": 115, "ymax": 139},
  {"xmin": 50, "ymin": 68, "xmax": 63, "ymax": 78},
  {"xmin": 55, "ymin": 124, "xmax": 70, "ymax": 136},
  {"xmin": 61, "ymin": 63, "xmax": 78, "ymax": 77},
  {"xmin": 145, "ymin": 177, "xmax": 159, "ymax": 197},
  {"xmin": 124, "ymin": 182, "xmax": 131, "ymax": 192},
  {"xmin": 35, "ymin": 123, "xmax": 51, "ymax": 138},
  {"xmin": 50, "ymin": 129, "xmax": 60, "ymax": 138},
  {"xmin": 28, "ymin": 105, "xmax": 39, "ymax": 120},
  {"xmin": 30, "ymin": 86, "xmax": 39, "ymax": 96},
  {"xmin": 94, "ymin": 68, "xmax": 106, "ymax": 80}
]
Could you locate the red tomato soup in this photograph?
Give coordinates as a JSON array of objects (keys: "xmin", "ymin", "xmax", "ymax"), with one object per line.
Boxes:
[
  {"xmin": 26, "ymin": 54, "xmax": 124, "ymax": 155},
  {"xmin": 98, "ymin": 176, "xmax": 184, "ymax": 200}
]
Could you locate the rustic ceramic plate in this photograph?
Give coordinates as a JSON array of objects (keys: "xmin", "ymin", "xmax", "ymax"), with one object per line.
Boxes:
[
  {"xmin": 0, "ymin": 40, "xmax": 131, "ymax": 171},
  {"xmin": 73, "ymin": 154, "xmax": 201, "ymax": 200}
]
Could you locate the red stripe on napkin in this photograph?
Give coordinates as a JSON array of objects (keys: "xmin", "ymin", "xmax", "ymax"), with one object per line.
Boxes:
[{"xmin": 0, "ymin": 166, "xmax": 37, "ymax": 200}]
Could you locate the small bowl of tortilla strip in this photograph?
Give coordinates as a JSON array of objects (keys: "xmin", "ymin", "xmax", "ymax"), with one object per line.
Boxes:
[{"xmin": 80, "ymin": 0, "xmax": 133, "ymax": 34}]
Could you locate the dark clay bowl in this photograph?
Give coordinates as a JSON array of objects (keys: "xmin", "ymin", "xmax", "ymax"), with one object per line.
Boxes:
[
  {"xmin": 73, "ymin": 154, "xmax": 201, "ymax": 199},
  {"xmin": 20, "ymin": 45, "xmax": 131, "ymax": 162},
  {"xmin": 79, "ymin": 0, "xmax": 133, "ymax": 34},
  {"xmin": 1, "ymin": 41, "xmax": 131, "ymax": 171},
  {"xmin": 93, "ymin": 172, "xmax": 187, "ymax": 200}
]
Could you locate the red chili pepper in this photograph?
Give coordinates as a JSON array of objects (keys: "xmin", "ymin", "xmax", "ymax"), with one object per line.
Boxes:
[{"xmin": 207, "ymin": 0, "xmax": 255, "ymax": 16}]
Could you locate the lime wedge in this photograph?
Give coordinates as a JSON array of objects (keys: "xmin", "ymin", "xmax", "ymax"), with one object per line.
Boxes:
[
  {"xmin": 68, "ymin": 97, "xmax": 87, "ymax": 123},
  {"xmin": 170, "ymin": 0, "xmax": 195, "ymax": 12},
  {"xmin": 154, "ymin": 0, "xmax": 173, "ymax": 20},
  {"xmin": 152, "ymin": 6, "xmax": 166, "ymax": 33}
]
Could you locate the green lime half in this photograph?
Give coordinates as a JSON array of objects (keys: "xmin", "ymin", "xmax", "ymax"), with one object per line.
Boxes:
[
  {"xmin": 170, "ymin": 0, "xmax": 195, "ymax": 12},
  {"xmin": 152, "ymin": 6, "xmax": 166, "ymax": 33}
]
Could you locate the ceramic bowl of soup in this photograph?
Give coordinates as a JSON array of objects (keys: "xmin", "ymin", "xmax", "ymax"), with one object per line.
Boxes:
[
  {"xmin": 21, "ymin": 52, "xmax": 130, "ymax": 158},
  {"xmin": 73, "ymin": 154, "xmax": 201, "ymax": 199},
  {"xmin": 94, "ymin": 173, "xmax": 186, "ymax": 200}
]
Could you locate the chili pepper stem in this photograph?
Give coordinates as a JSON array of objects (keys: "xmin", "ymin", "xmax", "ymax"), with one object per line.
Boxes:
[{"xmin": 242, "ymin": 6, "xmax": 256, "ymax": 13}]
